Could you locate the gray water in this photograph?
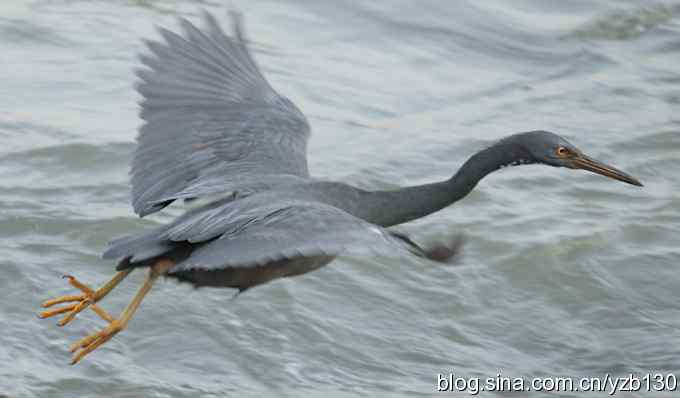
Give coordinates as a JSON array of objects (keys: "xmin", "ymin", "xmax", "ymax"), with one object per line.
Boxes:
[{"xmin": 1, "ymin": 1, "xmax": 679, "ymax": 397}]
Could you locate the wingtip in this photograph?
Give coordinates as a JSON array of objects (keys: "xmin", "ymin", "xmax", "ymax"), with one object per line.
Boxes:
[
  {"xmin": 179, "ymin": 15, "xmax": 200, "ymax": 37},
  {"xmin": 228, "ymin": 9, "xmax": 246, "ymax": 41}
]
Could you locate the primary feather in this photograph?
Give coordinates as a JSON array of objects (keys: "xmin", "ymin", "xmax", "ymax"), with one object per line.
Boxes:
[{"xmin": 131, "ymin": 12, "xmax": 310, "ymax": 217}]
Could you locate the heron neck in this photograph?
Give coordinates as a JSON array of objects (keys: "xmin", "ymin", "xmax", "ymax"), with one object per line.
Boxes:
[{"xmin": 361, "ymin": 139, "xmax": 531, "ymax": 227}]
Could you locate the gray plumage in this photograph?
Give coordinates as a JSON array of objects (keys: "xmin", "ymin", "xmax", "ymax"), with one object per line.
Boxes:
[
  {"xmin": 132, "ymin": 12, "xmax": 310, "ymax": 217},
  {"xmin": 106, "ymin": 12, "xmax": 642, "ymax": 291}
]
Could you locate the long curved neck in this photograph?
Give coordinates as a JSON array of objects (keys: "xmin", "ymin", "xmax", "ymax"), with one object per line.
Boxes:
[{"xmin": 359, "ymin": 139, "xmax": 533, "ymax": 227}]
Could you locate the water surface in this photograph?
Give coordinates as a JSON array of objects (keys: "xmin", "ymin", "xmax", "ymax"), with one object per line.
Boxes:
[{"xmin": 1, "ymin": 1, "xmax": 679, "ymax": 397}]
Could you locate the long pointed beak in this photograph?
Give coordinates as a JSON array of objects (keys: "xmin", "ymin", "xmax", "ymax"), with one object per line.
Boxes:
[{"xmin": 570, "ymin": 154, "xmax": 643, "ymax": 187}]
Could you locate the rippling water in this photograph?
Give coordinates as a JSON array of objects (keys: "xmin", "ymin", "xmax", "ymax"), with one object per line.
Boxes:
[{"xmin": 1, "ymin": 1, "xmax": 679, "ymax": 397}]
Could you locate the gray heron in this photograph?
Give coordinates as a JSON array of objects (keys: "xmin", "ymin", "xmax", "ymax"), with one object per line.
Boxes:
[{"xmin": 39, "ymin": 12, "xmax": 642, "ymax": 364}]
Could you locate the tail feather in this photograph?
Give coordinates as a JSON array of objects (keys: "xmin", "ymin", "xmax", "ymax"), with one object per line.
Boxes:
[
  {"xmin": 102, "ymin": 229, "xmax": 164, "ymax": 260},
  {"xmin": 104, "ymin": 228, "xmax": 185, "ymax": 271}
]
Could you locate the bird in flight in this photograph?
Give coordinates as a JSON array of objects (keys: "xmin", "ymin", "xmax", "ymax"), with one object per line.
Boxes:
[{"xmin": 39, "ymin": 11, "xmax": 642, "ymax": 364}]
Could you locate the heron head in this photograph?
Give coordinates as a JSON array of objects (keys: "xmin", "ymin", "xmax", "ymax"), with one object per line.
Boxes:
[{"xmin": 517, "ymin": 130, "xmax": 643, "ymax": 187}]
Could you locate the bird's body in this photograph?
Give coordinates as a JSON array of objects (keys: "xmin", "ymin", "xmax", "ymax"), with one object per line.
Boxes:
[
  {"xmin": 105, "ymin": 177, "xmax": 460, "ymax": 290},
  {"xmin": 40, "ymin": 11, "xmax": 642, "ymax": 364}
]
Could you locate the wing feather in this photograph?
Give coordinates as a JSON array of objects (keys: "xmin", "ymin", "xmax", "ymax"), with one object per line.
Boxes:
[
  {"xmin": 105, "ymin": 195, "xmax": 429, "ymax": 271},
  {"xmin": 166, "ymin": 200, "xmax": 421, "ymax": 272},
  {"xmin": 131, "ymin": 12, "xmax": 310, "ymax": 216}
]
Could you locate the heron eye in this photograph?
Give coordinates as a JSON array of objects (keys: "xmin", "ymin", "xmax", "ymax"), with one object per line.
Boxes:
[{"xmin": 556, "ymin": 146, "xmax": 569, "ymax": 157}]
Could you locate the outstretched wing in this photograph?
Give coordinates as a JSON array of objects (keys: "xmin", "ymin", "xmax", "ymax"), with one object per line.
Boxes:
[
  {"xmin": 132, "ymin": 12, "xmax": 311, "ymax": 216},
  {"xmin": 166, "ymin": 200, "xmax": 424, "ymax": 271},
  {"xmin": 104, "ymin": 192, "xmax": 425, "ymax": 270}
]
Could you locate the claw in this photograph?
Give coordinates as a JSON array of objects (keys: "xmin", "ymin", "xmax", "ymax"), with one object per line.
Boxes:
[
  {"xmin": 70, "ymin": 321, "xmax": 123, "ymax": 365},
  {"xmin": 39, "ymin": 268, "xmax": 145, "ymax": 364},
  {"xmin": 39, "ymin": 275, "xmax": 116, "ymax": 327}
]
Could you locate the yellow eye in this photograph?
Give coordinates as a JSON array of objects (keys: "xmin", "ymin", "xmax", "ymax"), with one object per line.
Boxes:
[{"xmin": 556, "ymin": 146, "xmax": 569, "ymax": 157}]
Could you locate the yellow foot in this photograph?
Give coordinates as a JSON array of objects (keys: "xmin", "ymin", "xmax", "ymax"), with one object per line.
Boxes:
[
  {"xmin": 40, "ymin": 267, "xmax": 153, "ymax": 364},
  {"xmin": 39, "ymin": 275, "xmax": 114, "ymax": 326},
  {"xmin": 69, "ymin": 320, "xmax": 124, "ymax": 365}
]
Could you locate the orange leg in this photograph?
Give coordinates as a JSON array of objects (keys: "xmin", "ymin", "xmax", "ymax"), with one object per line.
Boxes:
[
  {"xmin": 40, "ymin": 269, "xmax": 133, "ymax": 326},
  {"xmin": 69, "ymin": 260, "xmax": 174, "ymax": 365}
]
